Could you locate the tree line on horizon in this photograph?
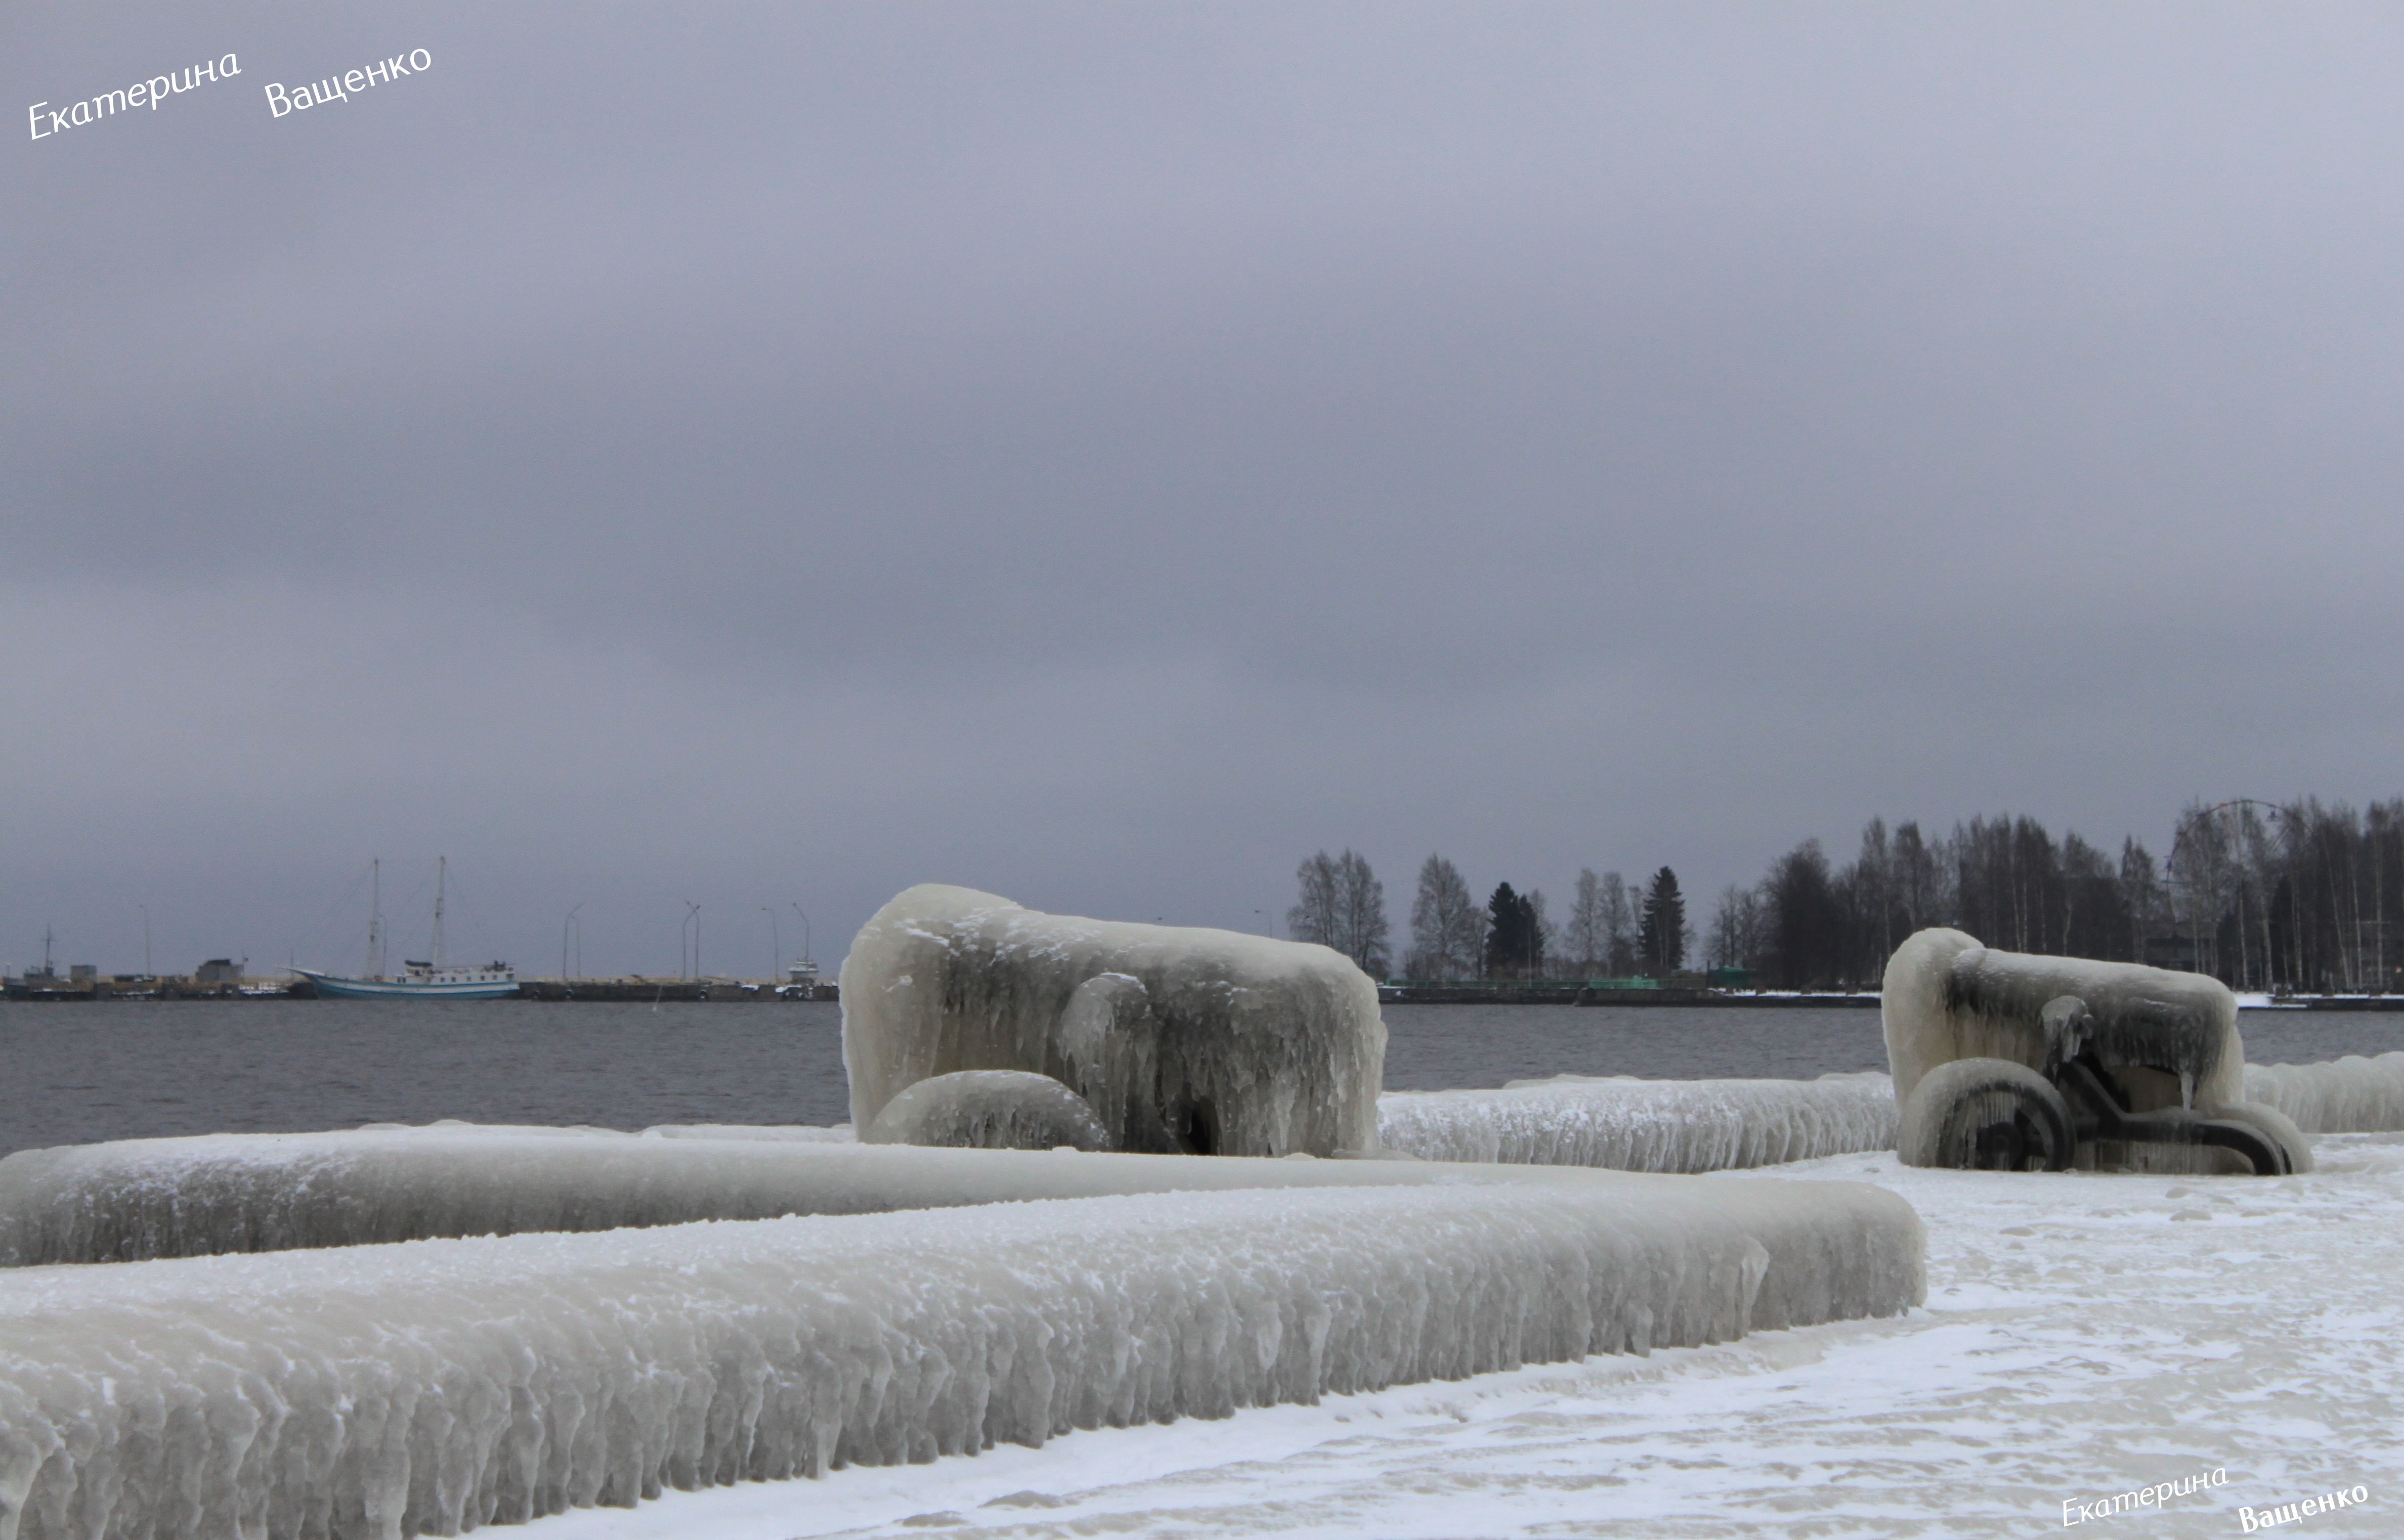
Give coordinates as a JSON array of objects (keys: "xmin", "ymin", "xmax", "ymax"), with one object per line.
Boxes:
[
  {"xmin": 1286, "ymin": 795, "xmax": 2404, "ymax": 993},
  {"xmin": 1288, "ymin": 851, "xmax": 1691, "ymax": 983}
]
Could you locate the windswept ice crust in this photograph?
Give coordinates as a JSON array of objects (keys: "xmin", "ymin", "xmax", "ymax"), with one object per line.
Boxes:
[
  {"xmin": 1378, "ymin": 1074, "xmax": 1898, "ymax": 1171},
  {"xmin": 841, "ymin": 885, "xmax": 1384, "ymax": 1156},
  {"xmin": 2244, "ymin": 1052, "xmax": 2404, "ymax": 1134},
  {"xmin": 0, "ymin": 1162, "xmax": 1923, "ymax": 1540}
]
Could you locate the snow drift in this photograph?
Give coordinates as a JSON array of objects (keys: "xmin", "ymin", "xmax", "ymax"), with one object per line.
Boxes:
[
  {"xmin": 0, "ymin": 1169, "xmax": 1922, "ymax": 1540},
  {"xmin": 841, "ymin": 885, "xmax": 1384, "ymax": 1156},
  {"xmin": 1376, "ymin": 1074, "xmax": 1898, "ymax": 1172},
  {"xmin": 2243, "ymin": 1052, "xmax": 2404, "ymax": 1134}
]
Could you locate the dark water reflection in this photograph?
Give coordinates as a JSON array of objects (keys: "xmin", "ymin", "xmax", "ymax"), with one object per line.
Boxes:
[{"xmin": 2, "ymin": 999, "xmax": 2394, "ymax": 1157}]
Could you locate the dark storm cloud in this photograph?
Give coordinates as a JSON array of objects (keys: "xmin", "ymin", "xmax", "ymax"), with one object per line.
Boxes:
[{"xmin": 6, "ymin": 3, "xmax": 2400, "ymax": 975}]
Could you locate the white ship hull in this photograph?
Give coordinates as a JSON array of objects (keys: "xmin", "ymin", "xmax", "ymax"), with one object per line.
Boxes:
[{"xmin": 294, "ymin": 969, "xmax": 519, "ymax": 1000}]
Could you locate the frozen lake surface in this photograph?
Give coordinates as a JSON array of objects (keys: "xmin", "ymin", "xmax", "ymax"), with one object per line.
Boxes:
[
  {"xmin": 528, "ymin": 1135, "xmax": 2404, "ymax": 1540},
  {"xmin": 3, "ymin": 1000, "xmax": 2394, "ymax": 1157}
]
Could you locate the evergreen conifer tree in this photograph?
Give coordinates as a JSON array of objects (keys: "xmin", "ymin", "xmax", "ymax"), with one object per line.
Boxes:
[{"xmin": 1638, "ymin": 866, "xmax": 1686, "ymax": 974}]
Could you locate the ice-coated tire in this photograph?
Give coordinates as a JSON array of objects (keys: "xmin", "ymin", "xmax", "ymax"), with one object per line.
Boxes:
[
  {"xmin": 1898, "ymin": 1057, "xmax": 2076, "ymax": 1172},
  {"xmin": 2209, "ymin": 1100, "xmax": 2314, "ymax": 1175}
]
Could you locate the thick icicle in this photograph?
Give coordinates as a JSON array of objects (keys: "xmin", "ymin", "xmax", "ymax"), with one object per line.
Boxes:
[
  {"xmin": 841, "ymin": 885, "xmax": 1384, "ymax": 1156},
  {"xmin": 1377, "ymin": 1073, "xmax": 1897, "ymax": 1172},
  {"xmin": 0, "ymin": 1174, "xmax": 1922, "ymax": 1540}
]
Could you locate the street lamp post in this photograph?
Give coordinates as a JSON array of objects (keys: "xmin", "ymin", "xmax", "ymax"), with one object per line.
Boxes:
[{"xmin": 139, "ymin": 904, "xmax": 150, "ymax": 978}]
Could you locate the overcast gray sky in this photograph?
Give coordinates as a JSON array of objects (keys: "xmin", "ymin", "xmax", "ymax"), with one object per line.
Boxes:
[{"xmin": 6, "ymin": 3, "xmax": 2400, "ymax": 979}]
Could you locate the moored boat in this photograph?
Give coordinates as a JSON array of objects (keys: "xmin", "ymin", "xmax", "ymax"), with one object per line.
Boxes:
[
  {"xmin": 296, "ymin": 857, "xmax": 518, "ymax": 999},
  {"xmin": 295, "ymin": 961, "xmax": 519, "ymax": 999}
]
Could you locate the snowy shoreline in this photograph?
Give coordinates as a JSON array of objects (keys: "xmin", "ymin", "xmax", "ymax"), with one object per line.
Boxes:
[{"xmin": 5, "ymin": 1059, "xmax": 2401, "ymax": 1538}]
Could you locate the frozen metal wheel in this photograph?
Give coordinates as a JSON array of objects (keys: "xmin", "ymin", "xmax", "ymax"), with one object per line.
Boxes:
[{"xmin": 1900, "ymin": 1057, "xmax": 2076, "ymax": 1171}]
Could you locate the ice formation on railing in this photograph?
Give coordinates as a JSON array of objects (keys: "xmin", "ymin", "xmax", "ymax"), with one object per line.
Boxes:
[
  {"xmin": 0, "ymin": 1169, "xmax": 1923, "ymax": 1540},
  {"xmin": 2243, "ymin": 1052, "xmax": 2404, "ymax": 1134},
  {"xmin": 841, "ymin": 885, "xmax": 1384, "ymax": 1156},
  {"xmin": 3, "ymin": 1126, "xmax": 1913, "ymax": 1268},
  {"xmin": 1377, "ymin": 1073, "xmax": 1898, "ymax": 1172}
]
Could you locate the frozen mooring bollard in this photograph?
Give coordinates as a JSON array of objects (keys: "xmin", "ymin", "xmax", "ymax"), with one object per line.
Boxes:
[
  {"xmin": 842, "ymin": 885, "xmax": 1384, "ymax": 1156},
  {"xmin": 1883, "ymin": 929, "xmax": 2310, "ymax": 1175}
]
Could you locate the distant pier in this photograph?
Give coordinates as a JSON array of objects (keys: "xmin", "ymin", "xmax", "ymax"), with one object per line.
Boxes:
[
  {"xmin": 510, "ymin": 978, "xmax": 837, "ymax": 1003},
  {"xmin": 1377, "ymin": 984, "xmax": 1880, "ymax": 1008},
  {"xmin": 1374, "ymin": 984, "xmax": 2400, "ymax": 1011},
  {"xmin": 3, "ymin": 974, "xmax": 838, "ymax": 1002}
]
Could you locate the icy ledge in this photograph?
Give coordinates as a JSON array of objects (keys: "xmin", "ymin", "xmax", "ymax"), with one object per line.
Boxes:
[
  {"xmin": 1378, "ymin": 1073, "xmax": 1898, "ymax": 1172},
  {"xmin": 0, "ymin": 1168, "xmax": 1922, "ymax": 1540},
  {"xmin": 2243, "ymin": 1052, "xmax": 2404, "ymax": 1134},
  {"xmin": 0, "ymin": 1128, "xmax": 1929, "ymax": 1269}
]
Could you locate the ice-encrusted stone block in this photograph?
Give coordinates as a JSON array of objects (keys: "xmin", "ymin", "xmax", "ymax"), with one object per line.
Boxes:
[{"xmin": 840, "ymin": 884, "xmax": 1384, "ymax": 1156}]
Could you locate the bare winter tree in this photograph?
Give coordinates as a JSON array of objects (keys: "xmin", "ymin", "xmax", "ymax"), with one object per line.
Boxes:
[
  {"xmin": 1705, "ymin": 884, "xmax": 1761, "ymax": 971},
  {"xmin": 1287, "ymin": 852, "xmax": 1339, "ymax": 946},
  {"xmin": 1525, "ymin": 888, "xmax": 1559, "ymax": 979},
  {"xmin": 1856, "ymin": 817, "xmax": 1894, "ymax": 962},
  {"xmin": 1291, "ymin": 849, "xmax": 1389, "ymax": 976},
  {"xmin": 2117, "ymin": 836, "xmax": 2164, "ymax": 962},
  {"xmin": 1564, "ymin": 868, "xmax": 1604, "ymax": 975},
  {"xmin": 1333, "ymin": 850, "xmax": 1391, "ymax": 977},
  {"xmin": 1891, "ymin": 820, "xmax": 1945, "ymax": 934},
  {"xmin": 1599, "ymin": 870, "xmax": 1636, "ymax": 975},
  {"xmin": 1407, "ymin": 854, "xmax": 1481, "ymax": 979}
]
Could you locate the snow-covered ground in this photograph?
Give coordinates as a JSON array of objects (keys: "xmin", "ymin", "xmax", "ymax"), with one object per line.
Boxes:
[{"xmin": 531, "ymin": 1136, "xmax": 2404, "ymax": 1540}]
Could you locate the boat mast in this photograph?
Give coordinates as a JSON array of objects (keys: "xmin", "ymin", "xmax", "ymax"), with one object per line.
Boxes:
[
  {"xmin": 367, "ymin": 858, "xmax": 382, "ymax": 979},
  {"xmin": 433, "ymin": 856, "xmax": 445, "ymax": 970}
]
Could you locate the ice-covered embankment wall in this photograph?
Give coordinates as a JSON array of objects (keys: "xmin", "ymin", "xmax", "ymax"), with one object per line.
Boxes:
[
  {"xmin": 0, "ymin": 1160, "xmax": 1924, "ymax": 1540},
  {"xmin": 2244, "ymin": 1052, "xmax": 2404, "ymax": 1133},
  {"xmin": 841, "ymin": 885, "xmax": 1383, "ymax": 1156},
  {"xmin": 1378, "ymin": 1073, "xmax": 1899, "ymax": 1171}
]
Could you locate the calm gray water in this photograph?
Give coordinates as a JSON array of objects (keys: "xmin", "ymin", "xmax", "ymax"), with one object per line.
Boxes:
[{"xmin": 2, "ymin": 1000, "xmax": 2395, "ymax": 1158}]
